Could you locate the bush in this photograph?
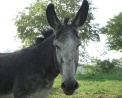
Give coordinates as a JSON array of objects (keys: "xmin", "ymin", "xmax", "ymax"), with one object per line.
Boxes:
[{"xmin": 96, "ymin": 59, "xmax": 115, "ymax": 73}]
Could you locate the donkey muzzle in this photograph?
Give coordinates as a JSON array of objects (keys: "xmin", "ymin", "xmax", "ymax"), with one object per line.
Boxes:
[{"xmin": 61, "ymin": 80, "xmax": 79, "ymax": 95}]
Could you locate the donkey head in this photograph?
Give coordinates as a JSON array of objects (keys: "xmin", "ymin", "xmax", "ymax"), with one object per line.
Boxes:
[{"xmin": 46, "ymin": 0, "xmax": 89, "ymax": 95}]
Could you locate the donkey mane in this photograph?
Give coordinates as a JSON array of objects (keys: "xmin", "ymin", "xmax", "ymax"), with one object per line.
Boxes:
[
  {"xmin": 63, "ymin": 17, "xmax": 70, "ymax": 24},
  {"xmin": 34, "ymin": 29, "xmax": 54, "ymax": 45}
]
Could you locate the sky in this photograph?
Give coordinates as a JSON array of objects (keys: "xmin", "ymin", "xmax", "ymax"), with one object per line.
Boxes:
[{"xmin": 0, "ymin": 0, "xmax": 122, "ymax": 60}]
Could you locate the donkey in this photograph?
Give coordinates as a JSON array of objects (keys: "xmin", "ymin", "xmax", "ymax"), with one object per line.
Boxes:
[{"xmin": 0, "ymin": 0, "xmax": 89, "ymax": 98}]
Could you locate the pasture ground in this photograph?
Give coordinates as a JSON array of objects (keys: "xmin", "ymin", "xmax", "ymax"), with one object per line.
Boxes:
[{"xmin": 47, "ymin": 74, "xmax": 122, "ymax": 98}]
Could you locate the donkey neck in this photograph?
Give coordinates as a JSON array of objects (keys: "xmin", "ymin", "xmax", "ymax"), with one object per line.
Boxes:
[{"xmin": 33, "ymin": 34, "xmax": 59, "ymax": 80}]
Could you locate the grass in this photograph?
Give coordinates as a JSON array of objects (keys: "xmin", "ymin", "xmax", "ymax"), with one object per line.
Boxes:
[{"xmin": 47, "ymin": 74, "xmax": 122, "ymax": 98}]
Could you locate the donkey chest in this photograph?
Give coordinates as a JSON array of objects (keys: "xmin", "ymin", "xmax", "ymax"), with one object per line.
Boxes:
[
  {"xmin": 28, "ymin": 87, "xmax": 51, "ymax": 98},
  {"xmin": 0, "ymin": 83, "xmax": 53, "ymax": 98},
  {"xmin": 0, "ymin": 80, "xmax": 54, "ymax": 98},
  {"xmin": 28, "ymin": 79, "xmax": 54, "ymax": 98},
  {"xmin": 0, "ymin": 88, "xmax": 51, "ymax": 98}
]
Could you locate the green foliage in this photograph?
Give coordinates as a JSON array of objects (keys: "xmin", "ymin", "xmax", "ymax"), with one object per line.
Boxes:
[
  {"xmin": 86, "ymin": 58, "xmax": 116, "ymax": 74},
  {"xmin": 112, "ymin": 58, "xmax": 122, "ymax": 74},
  {"xmin": 14, "ymin": 0, "xmax": 48, "ymax": 48},
  {"xmin": 101, "ymin": 12, "xmax": 122, "ymax": 51},
  {"xmin": 83, "ymin": 57, "xmax": 122, "ymax": 74},
  {"xmin": 83, "ymin": 65, "xmax": 95, "ymax": 74},
  {"xmin": 97, "ymin": 59, "xmax": 115, "ymax": 73},
  {"xmin": 14, "ymin": 0, "xmax": 100, "ymax": 48}
]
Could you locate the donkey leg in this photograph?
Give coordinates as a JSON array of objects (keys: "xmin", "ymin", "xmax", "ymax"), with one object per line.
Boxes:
[
  {"xmin": 13, "ymin": 91, "xmax": 27, "ymax": 98},
  {"xmin": 14, "ymin": 95, "xmax": 27, "ymax": 98},
  {"xmin": 13, "ymin": 83, "xmax": 28, "ymax": 98},
  {"xmin": 0, "ymin": 93, "xmax": 14, "ymax": 98}
]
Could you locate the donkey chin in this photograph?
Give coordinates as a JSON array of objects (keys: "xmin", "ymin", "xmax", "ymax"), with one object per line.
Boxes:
[{"xmin": 61, "ymin": 80, "xmax": 79, "ymax": 95}]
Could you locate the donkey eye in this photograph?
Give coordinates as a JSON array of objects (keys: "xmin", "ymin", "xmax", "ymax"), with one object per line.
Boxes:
[
  {"xmin": 76, "ymin": 45, "xmax": 79, "ymax": 50},
  {"xmin": 76, "ymin": 41, "xmax": 81, "ymax": 50},
  {"xmin": 76, "ymin": 44, "xmax": 81, "ymax": 50},
  {"xmin": 56, "ymin": 45, "xmax": 60, "ymax": 50}
]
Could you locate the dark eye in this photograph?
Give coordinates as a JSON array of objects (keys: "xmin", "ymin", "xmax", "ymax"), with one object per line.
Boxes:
[
  {"xmin": 56, "ymin": 45, "xmax": 60, "ymax": 50},
  {"xmin": 76, "ymin": 44, "xmax": 81, "ymax": 50},
  {"xmin": 76, "ymin": 40, "xmax": 81, "ymax": 49}
]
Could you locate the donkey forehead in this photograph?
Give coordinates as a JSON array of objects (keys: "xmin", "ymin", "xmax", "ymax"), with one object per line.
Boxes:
[
  {"xmin": 60, "ymin": 33, "xmax": 78, "ymax": 44},
  {"xmin": 55, "ymin": 24, "xmax": 78, "ymax": 38},
  {"xmin": 55, "ymin": 25, "xmax": 79, "ymax": 42},
  {"xmin": 54, "ymin": 30, "xmax": 80, "ymax": 48}
]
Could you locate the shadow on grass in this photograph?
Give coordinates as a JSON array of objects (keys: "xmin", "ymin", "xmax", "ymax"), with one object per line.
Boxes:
[
  {"xmin": 49, "ymin": 87, "xmax": 63, "ymax": 95},
  {"xmin": 76, "ymin": 73, "xmax": 122, "ymax": 81}
]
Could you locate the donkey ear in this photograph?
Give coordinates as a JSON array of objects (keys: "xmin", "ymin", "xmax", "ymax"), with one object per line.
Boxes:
[
  {"xmin": 46, "ymin": 4, "xmax": 62, "ymax": 31},
  {"xmin": 71, "ymin": 0, "xmax": 89, "ymax": 29}
]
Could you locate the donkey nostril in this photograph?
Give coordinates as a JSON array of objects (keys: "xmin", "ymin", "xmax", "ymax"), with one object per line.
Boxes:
[
  {"xmin": 61, "ymin": 81, "xmax": 79, "ymax": 90},
  {"xmin": 74, "ymin": 82, "xmax": 79, "ymax": 89},
  {"xmin": 61, "ymin": 82, "xmax": 66, "ymax": 89}
]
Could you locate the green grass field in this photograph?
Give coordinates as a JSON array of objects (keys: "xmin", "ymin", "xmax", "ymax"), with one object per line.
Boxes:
[{"xmin": 47, "ymin": 74, "xmax": 122, "ymax": 98}]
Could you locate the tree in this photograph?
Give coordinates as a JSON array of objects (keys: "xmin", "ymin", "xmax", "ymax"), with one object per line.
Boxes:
[
  {"xmin": 90, "ymin": 58, "xmax": 116, "ymax": 73},
  {"xmin": 101, "ymin": 12, "xmax": 122, "ymax": 51},
  {"xmin": 14, "ymin": 0, "xmax": 100, "ymax": 48},
  {"xmin": 112, "ymin": 58, "xmax": 122, "ymax": 73},
  {"xmin": 97, "ymin": 59, "xmax": 115, "ymax": 73}
]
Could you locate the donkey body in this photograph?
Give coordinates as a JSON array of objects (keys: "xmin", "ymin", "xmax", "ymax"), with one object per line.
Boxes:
[
  {"xmin": 0, "ymin": 0, "xmax": 89, "ymax": 98},
  {"xmin": 0, "ymin": 33, "xmax": 58, "ymax": 98}
]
